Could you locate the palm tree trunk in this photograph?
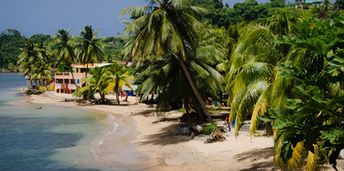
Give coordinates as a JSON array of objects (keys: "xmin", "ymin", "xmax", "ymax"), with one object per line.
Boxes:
[
  {"xmin": 83, "ymin": 63, "xmax": 89, "ymax": 100},
  {"xmin": 85, "ymin": 65, "xmax": 88, "ymax": 79},
  {"xmin": 29, "ymin": 78, "xmax": 32, "ymax": 89},
  {"xmin": 175, "ymin": 56, "xmax": 210, "ymax": 121},
  {"xmin": 116, "ymin": 89, "xmax": 120, "ymax": 105},
  {"xmin": 99, "ymin": 92, "xmax": 105, "ymax": 103},
  {"xmin": 115, "ymin": 79, "xmax": 120, "ymax": 104},
  {"xmin": 70, "ymin": 70, "xmax": 78, "ymax": 88}
]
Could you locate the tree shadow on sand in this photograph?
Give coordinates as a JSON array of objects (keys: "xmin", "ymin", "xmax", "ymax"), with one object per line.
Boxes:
[
  {"xmin": 235, "ymin": 147, "xmax": 336, "ymax": 171},
  {"xmin": 235, "ymin": 147, "xmax": 274, "ymax": 162},
  {"xmin": 136, "ymin": 123, "xmax": 193, "ymax": 146},
  {"xmin": 234, "ymin": 147, "xmax": 277, "ymax": 171},
  {"xmin": 130, "ymin": 109, "xmax": 156, "ymax": 117}
]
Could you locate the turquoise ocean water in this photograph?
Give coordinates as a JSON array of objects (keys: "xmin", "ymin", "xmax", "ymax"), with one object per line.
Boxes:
[{"xmin": 0, "ymin": 73, "xmax": 111, "ymax": 171}]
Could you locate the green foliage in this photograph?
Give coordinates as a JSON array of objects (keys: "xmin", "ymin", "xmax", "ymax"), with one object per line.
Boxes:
[
  {"xmin": 17, "ymin": 39, "xmax": 52, "ymax": 86},
  {"xmin": 261, "ymin": 16, "xmax": 344, "ymax": 170},
  {"xmin": 178, "ymin": 108, "xmax": 187, "ymax": 113},
  {"xmin": 192, "ymin": 0, "xmax": 224, "ymax": 9},
  {"xmin": 6, "ymin": 1, "xmax": 344, "ymax": 170},
  {"xmin": 198, "ymin": 1, "xmax": 272, "ymax": 28},
  {"xmin": 74, "ymin": 67, "xmax": 111, "ymax": 101},
  {"xmin": 270, "ymin": 0, "xmax": 285, "ymax": 7},
  {"xmin": 102, "ymin": 36, "xmax": 127, "ymax": 62},
  {"xmin": 335, "ymin": 0, "xmax": 344, "ymax": 9},
  {"xmin": 203, "ymin": 122, "xmax": 218, "ymax": 135},
  {"xmin": 224, "ymin": 8, "xmax": 344, "ymax": 171},
  {"xmin": 74, "ymin": 64, "xmax": 133, "ymax": 104},
  {"xmin": 226, "ymin": 24, "xmax": 278, "ymax": 135},
  {"xmin": 0, "ymin": 29, "xmax": 26, "ymax": 69},
  {"xmin": 267, "ymin": 74, "xmax": 344, "ymax": 169},
  {"xmin": 106, "ymin": 63, "xmax": 134, "ymax": 104},
  {"xmin": 30, "ymin": 34, "xmax": 51, "ymax": 45},
  {"xmin": 75, "ymin": 25, "xmax": 104, "ymax": 66},
  {"xmin": 123, "ymin": 0, "xmax": 220, "ymax": 120},
  {"xmin": 51, "ymin": 29, "xmax": 76, "ymax": 70},
  {"xmin": 135, "ymin": 48, "xmax": 223, "ymax": 112}
]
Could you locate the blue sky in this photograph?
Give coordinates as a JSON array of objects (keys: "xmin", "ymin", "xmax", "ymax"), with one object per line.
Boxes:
[{"xmin": 0, "ymin": 0, "xmax": 267, "ymax": 37}]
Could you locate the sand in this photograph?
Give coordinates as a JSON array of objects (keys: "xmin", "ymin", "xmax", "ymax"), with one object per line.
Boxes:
[{"xmin": 29, "ymin": 92, "xmax": 343, "ymax": 171}]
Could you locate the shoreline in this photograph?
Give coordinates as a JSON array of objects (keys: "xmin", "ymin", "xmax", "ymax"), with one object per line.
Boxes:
[
  {"xmin": 28, "ymin": 91, "xmax": 278, "ymax": 171},
  {"xmin": 29, "ymin": 92, "xmax": 149, "ymax": 170},
  {"xmin": 26, "ymin": 92, "xmax": 344, "ymax": 171}
]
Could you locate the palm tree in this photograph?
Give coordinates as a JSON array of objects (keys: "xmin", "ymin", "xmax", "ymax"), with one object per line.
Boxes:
[
  {"xmin": 225, "ymin": 9, "xmax": 307, "ymax": 136},
  {"xmin": 17, "ymin": 40, "xmax": 44, "ymax": 88},
  {"xmin": 74, "ymin": 67, "xmax": 111, "ymax": 103},
  {"xmin": 135, "ymin": 44, "xmax": 224, "ymax": 115},
  {"xmin": 106, "ymin": 63, "xmax": 134, "ymax": 105},
  {"xmin": 31, "ymin": 59, "xmax": 52, "ymax": 86},
  {"xmin": 122, "ymin": 0, "xmax": 213, "ymax": 121},
  {"xmin": 75, "ymin": 25, "xmax": 104, "ymax": 79},
  {"xmin": 226, "ymin": 25, "xmax": 278, "ymax": 135},
  {"xmin": 262, "ymin": 8, "xmax": 300, "ymax": 36},
  {"xmin": 52, "ymin": 29, "xmax": 78, "ymax": 87}
]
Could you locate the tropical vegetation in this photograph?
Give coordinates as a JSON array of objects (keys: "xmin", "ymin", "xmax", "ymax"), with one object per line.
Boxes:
[
  {"xmin": 122, "ymin": 0, "xmax": 344, "ymax": 170},
  {"xmin": 3, "ymin": 0, "xmax": 344, "ymax": 170}
]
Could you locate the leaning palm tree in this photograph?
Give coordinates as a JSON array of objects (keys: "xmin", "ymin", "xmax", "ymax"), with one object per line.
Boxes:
[
  {"xmin": 75, "ymin": 25, "xmax": 104, "ymax": 79},
  {"xmin": 135, "ymin": 50, "xmax": 224, "ymax": 114},
  {"xmin": 52, "ymin": 29, "xmax": 78, "ymax": 87},
  {"xmin": 226, "ymin": 8, "xmax": 307, "ymax": 136},
  {"xmin": 122, "ymin": 0, "xmax": 212, "ymax": 120},
  {"xmin": 106, "ymin": 63, "xmax": 134, "ymax": 105},
  {"xmin": 226, "ymin": 25, "xmax": 279, "ymax": 136}
]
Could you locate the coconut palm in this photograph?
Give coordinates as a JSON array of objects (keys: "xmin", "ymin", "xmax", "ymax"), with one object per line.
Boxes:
[
  {"xmin": 31, "ymin": 59, "xmax": 52, "ymax": 86},
  {"xmin": 17, "ymin": 40, "xmax": 45, "ymax": 87},
  {"xmin": 225, "ymin": 8, "xmax": 308, "ymax": 135},
  {"xmin": 52, "ymin": 29, "xmax": 78, "ymax": 87},
  {"xmin": 75, "ymin": 25, "xmax": 104, "ymax": 79},
  {"xmin": 226, "ymin": 25, "xmax": 279, "ymax": 135},
  {"xmin": 106, "ymin": 63, "xmax": 134, "ymax": 105},
  {"xmin": 135, "ymin": 44, "xmax": 224, "ymax": 115},
  {"xmin": 261, "ymin": 8, "xmax": 300, "ymax": 36},
  {"xmin": 74, "ymin": 67, "xmax": 112, "ymax": 103},
  {"xmin": 122, "ymin": 0, "xmax": 214, "ymax": 120}
]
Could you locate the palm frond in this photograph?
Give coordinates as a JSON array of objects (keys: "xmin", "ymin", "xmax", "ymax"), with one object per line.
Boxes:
[{"xmin": 288, "ymin": 141, "xmax": 305, "ymax": 169}]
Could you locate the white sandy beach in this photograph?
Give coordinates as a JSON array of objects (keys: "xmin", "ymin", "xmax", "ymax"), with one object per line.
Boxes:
[{"xmin": 29, "ymin": 92, "xmax": 343, "ymax": 171}]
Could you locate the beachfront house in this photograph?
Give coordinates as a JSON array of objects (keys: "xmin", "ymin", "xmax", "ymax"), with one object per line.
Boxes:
[{"xmin": 54, "ymin": 63, "xmax": 112, "ymax": 93}]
